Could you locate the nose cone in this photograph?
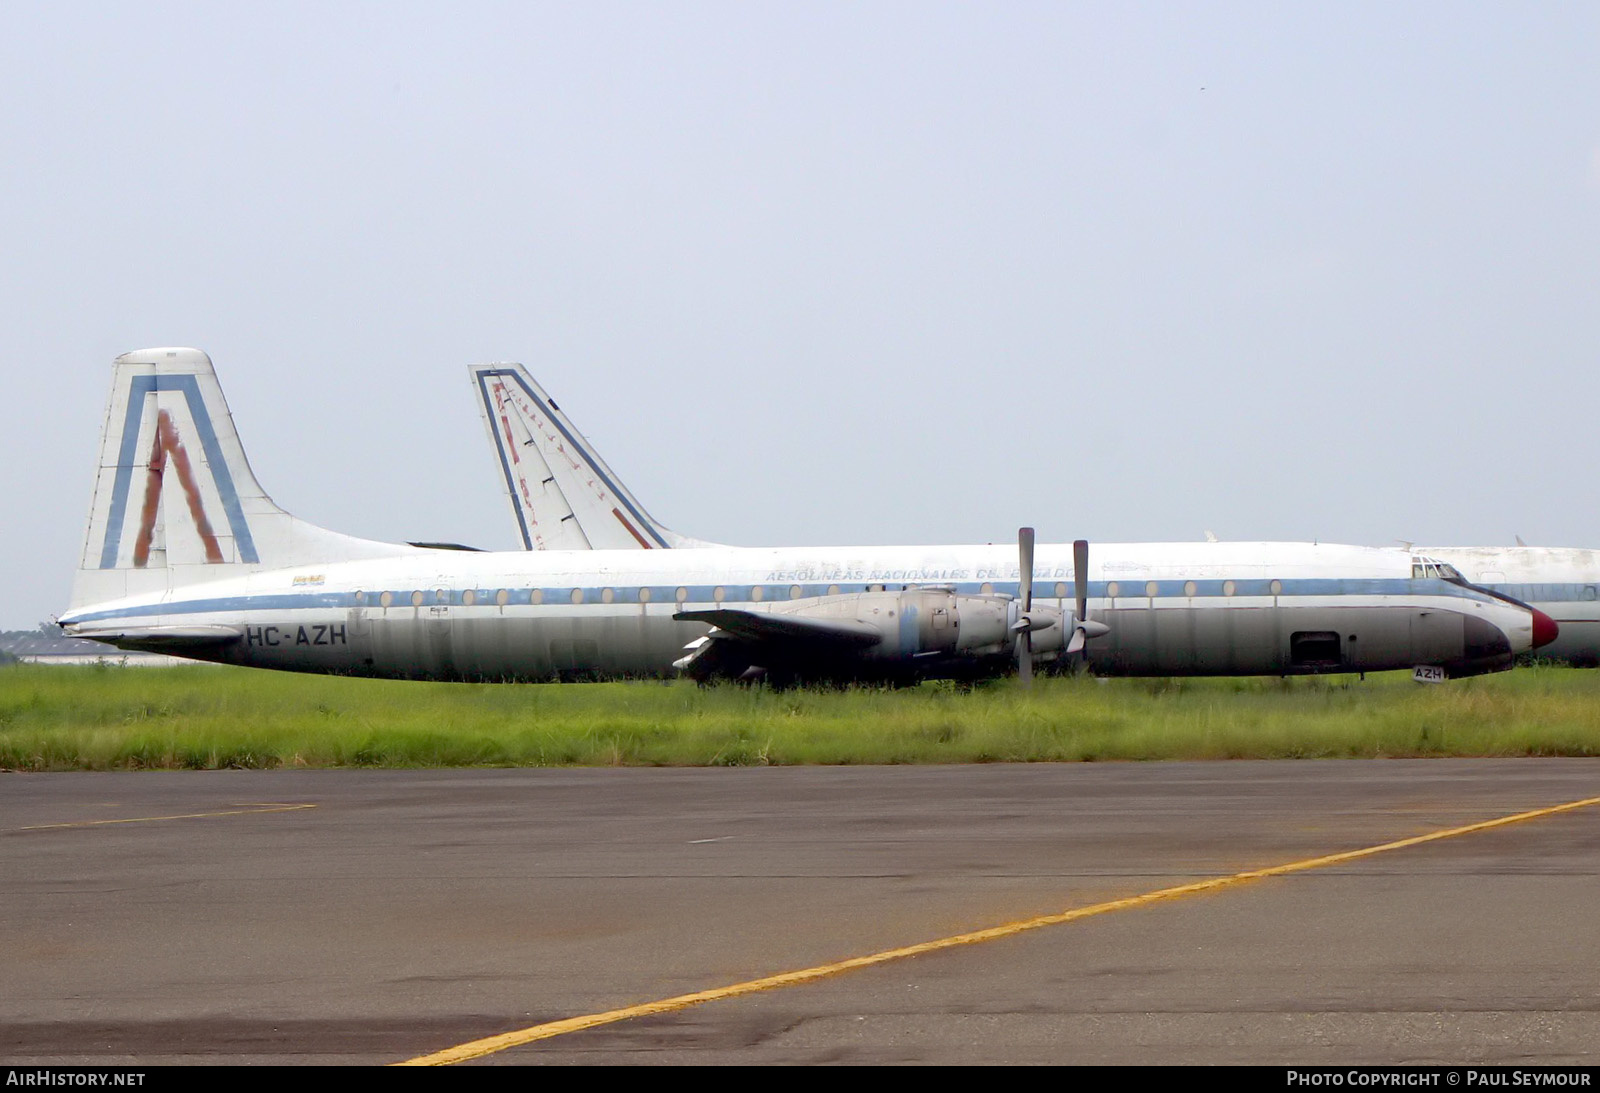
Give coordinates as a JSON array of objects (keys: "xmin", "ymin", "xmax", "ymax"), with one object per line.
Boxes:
[{"xmin": 1532, "ymin": 609, "xmax": 1560, "ymax": 650}]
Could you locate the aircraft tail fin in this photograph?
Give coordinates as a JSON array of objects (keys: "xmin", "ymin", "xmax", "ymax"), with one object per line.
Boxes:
[
  {"xmin": 69, "ymin": 347, "xmax": 417, "ymax": 612},
  {"xmin": 469, "ymin": 364, "xmax": 714, "ymax": 550}
]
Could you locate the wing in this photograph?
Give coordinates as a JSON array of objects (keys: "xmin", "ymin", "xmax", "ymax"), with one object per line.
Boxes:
[
  {"xmin": 673, "ymin": 609, "xmax": 882, "ymax": 647},
  {"xmin": 671, "ymin": 607, "xmax": 884, "ymax": 679}
]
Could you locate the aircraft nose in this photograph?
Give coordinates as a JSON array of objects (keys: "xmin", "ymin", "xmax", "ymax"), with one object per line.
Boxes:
[{"xmin": 1531, "ymin": 608, "xmax": 1560, "ymax": 649}]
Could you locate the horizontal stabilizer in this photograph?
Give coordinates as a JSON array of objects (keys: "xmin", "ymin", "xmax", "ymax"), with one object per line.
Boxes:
[
  {"xmin": 673, "ymin": 609, "xmax": 882, "ymax": 648},
  {"xmin": 74, "ymin": 625, "xmax": 243, "ymax": 651}
]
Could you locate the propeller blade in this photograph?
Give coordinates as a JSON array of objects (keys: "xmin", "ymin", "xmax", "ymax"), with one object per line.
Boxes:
[
  {"xmin": 1073, "ymin": 539, "xmax": 1089, "ymax": 632},
  {"xmin": 1018, "ymin": 527, "xmax": 1035, "ymax": 613},
  {"xmin": 1017, "ymin": 527, "xmax": 1036, "ymax": 685},
  {"xmin": 1067, "ymin": 538, "xmax": 1093, "ymax": 667}
]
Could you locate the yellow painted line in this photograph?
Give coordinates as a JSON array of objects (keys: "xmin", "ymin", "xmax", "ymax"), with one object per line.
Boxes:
[
  {"xmin": 400, "ymin": 793, "xmax": 1600, "ymax": 1066},
  {"xmin": 19, "ymin": 802, "xmax": 317, "ymax": 831}
]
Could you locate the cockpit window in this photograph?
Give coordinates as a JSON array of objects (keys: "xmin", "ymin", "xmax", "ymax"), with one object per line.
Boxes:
[{"xmin": 1411, "ymin": 555, "xmax": 1463, "ymax": 581}]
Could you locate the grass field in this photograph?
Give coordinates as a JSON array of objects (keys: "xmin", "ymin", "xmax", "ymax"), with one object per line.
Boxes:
[{"xmin": 4, "ymin": 662, "xmax": 1600, "ymax": 770}]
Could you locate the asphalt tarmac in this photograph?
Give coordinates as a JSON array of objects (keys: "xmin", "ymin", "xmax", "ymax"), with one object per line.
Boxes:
[{"xmin": 3, "ymin": 759, "xmax": 1598, "ymax": 1065}]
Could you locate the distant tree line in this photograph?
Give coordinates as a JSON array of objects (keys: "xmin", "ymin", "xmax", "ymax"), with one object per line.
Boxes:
[{"xmin": 0, "ymin": 622, "xmax": 101, "ymax": 662}]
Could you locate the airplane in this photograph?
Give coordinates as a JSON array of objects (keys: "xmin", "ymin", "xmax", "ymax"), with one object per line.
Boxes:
[
  {"xmin": 1410, "ymin": 547, "xmax": 1600, "ymax": 667},
  {"xmin": 473, "ymin": 363, "xmax": 1600, "ymax": 671},
  {"xmin": 59, "ymin": 348, "xmax": 1557, "ymax": 685}
]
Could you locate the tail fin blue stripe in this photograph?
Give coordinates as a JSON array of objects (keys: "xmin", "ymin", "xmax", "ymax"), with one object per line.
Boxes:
[
  {"xmin": 98, "ymin": 377, "xmax": 153, "ymax": 569},
  {"xmin": 473, "ymin": 371, "xmax": 535, "ymax": 550}
]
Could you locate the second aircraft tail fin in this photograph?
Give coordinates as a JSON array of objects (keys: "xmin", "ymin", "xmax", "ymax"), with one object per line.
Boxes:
[{"xmin": 469, "ymin": 364, "xmax": 714, "ymax": 551}]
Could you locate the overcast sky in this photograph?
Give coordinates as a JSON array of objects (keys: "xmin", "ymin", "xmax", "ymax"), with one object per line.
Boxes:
[{"xmin": 4, "ymin": 2, "xmax": 1599, "ymax": 629}]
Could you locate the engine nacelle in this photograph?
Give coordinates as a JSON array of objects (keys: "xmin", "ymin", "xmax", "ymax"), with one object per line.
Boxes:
[{"xmin": 779, "ymin": 587, "xmax": 1061, "ymax": 661}]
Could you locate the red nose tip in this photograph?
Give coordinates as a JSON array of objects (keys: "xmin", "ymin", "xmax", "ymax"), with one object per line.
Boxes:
[{"xmin": 1531, "ymin": 609, "xmax": 1559, "ymax": 649}]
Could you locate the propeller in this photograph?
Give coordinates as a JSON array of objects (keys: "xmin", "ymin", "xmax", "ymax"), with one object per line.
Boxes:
[
  {"xmin": 1011, "ymin": 527, "xmax": 1065, "ymax": 685},
  {"xmin": 1012, "ymin": 529, "xmax": 1101, "ymax": 684},
  {"xmin": 1065, "ymin": 538, "xmax": 1110, "ymax": 657}
]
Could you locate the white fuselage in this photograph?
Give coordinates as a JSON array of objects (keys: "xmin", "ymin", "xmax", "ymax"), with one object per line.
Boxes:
[{"xmin": 61, "ymin": 540, "xmax": 1540, "ymax": 681}]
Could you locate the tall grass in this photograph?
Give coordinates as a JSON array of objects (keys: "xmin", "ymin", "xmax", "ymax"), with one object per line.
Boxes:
[{"xmin": 2, "ymin": 663, "xmax": 1599, "ymax": 770}]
